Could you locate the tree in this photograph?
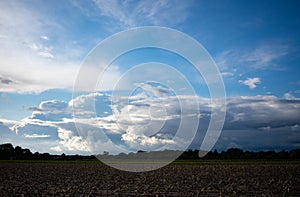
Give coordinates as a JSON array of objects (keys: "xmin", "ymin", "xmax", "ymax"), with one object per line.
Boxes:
[
  {"xmin": 0, "ymin": 143, "xmax": 15, "ymax": 159},
  {"xmin": 225, "ymin": 148, "xmax": 243, "ymax": 159},
  {"xmin": 290, "ymin": 149, "xmax": 300, "ymax": 160}
]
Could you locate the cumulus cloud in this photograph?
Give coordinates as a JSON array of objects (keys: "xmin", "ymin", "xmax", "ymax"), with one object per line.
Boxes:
[
  {"xmin": 239, "ymin": 77, "xmax": 261, "ymax": 89},
  {"xmin": 57, "ymin": 128, "xmax": 89, "ymax": 152},
  {"xmin": 113, "ymin": 94, "xmax": 201, "ymax": 150}
]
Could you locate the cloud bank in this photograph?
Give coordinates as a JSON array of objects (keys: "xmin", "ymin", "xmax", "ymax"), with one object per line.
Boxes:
[{"xmin": 0, "ymin": 87, "xmax": 299, "ymax": 154}]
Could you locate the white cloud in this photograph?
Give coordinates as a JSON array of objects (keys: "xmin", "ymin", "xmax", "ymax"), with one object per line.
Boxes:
[
  {"xmin": 215, "ymin": 43, "xmax": 290, "ymax": 80},
  {"xmin": 92, "ymin": 0, "xmax": 193, "ymax": 29},
  {"xmin": 50, "ymin": 146, "xmax": 62, "ymax": 152},
  {"xmin": 24, "ymin": 134, "xmax": 50, "ymax": 138},
  {"xmin": 137, "ymin": 83, "xmax": 174, "ymax": 98},
  {"xmin": 284, "ymin": 93, "xmax": 295, "ymax": 100},
  {"xmin": 220, "ymin": 72, "xmax": 234, "ymax": 77},
  {"xmin": 0, "ymin": 118, "xmax": 20, "ymax": 127},
  {"xmin": 0, "ymin": 1, "xmax": 77, "ymax": 93},
  {"xmin": 121, "ymin": 133, "xmax": 175, "ymax": 148},
  {"xmin": 28, "ymin": 43, "xmax": 42, "ymax": 51},
  {"xmin": 239, "ymin": 77, "xmax": 261, "ymax": 89},
  {"xmin": 57, "ymin": 128, "xmax": 89, "ymax": 152},
  {"xmin": 40, "ymin": 35, "xmax": 49, "ymax": 40},
  {"xmin": 0, "ymin": 1, "xmax": 197, "ymax": 95},
  {"xmin": 242, "ymin": 44, "xmax": 289, "ymax": 69},
  {"xmin": 37, "ymin": 51, "xmax": 54, "ymax": 59},
  {"xmin": 40, "ymin": 100, "xmax": 68, "ymax": 111},
  {"xmin": 0, "ymin": 1, "xmax": 124, "ymax": 94}
]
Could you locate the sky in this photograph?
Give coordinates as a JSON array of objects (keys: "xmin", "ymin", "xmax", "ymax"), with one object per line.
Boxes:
[{"xmin": 0, "ymin": 0, "xmax": 300, "ymax": 155}]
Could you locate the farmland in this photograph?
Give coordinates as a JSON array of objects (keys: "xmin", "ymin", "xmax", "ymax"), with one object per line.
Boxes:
[{"xmin": 0, "ymin": 161, "xmax": 299, "ymax": 196}]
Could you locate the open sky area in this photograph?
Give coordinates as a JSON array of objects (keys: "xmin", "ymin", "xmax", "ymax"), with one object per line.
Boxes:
[{"xmin": 0, "ymin": 0, "xmax": 300, "ymax": 155}]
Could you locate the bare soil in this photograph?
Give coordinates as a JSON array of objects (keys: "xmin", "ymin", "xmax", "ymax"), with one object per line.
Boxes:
[{"xmin": 0, "ymin": 162, "xmax": 299, "ymax": 196}]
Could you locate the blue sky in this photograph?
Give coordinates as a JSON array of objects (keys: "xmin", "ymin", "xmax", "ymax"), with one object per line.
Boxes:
[{"xmin": 0, "ymin": 0, "xmax": 300, "ymax": 154}]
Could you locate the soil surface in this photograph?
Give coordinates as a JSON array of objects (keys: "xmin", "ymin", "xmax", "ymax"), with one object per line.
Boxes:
[{"xmin": 0, "ymin": 162, "xmax": 299, "ymax": 196}]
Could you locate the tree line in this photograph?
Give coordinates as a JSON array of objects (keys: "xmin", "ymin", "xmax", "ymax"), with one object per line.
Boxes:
[
  {"xmin": 0, "ymin": 143, "xmax": 95, "ymax": 160},
  {"xmin": 178, "ymin": 148, "xmax": 300, "ymax": 160},
  {"xmin": 1, "ymin": 143, "xmax": 300, "ymax": 160}
]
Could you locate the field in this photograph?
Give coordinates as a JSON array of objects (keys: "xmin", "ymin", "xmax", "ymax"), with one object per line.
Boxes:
[{"xmin": 0, "ymin": 161, "xmax": 299, "ymax": 196}]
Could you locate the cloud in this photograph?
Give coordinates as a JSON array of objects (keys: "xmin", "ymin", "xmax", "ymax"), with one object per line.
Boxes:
[
  {"xmin": 57, "ymin": 128, "xmax": 89, "ymax": 152},
  {"xmin": 40, "ymin": 100, "xmax": 68, "ymax": 111},
  {"xmin": 40, "ymin": 35, "xmax": 49, "ymax": 40},
  {"xmin": 0, "ymin": 1, "xmax": 124, "ymax": 94},
  {"xmin": 239, "ymin": 77, "xmax": 261, "ymax": 89},
  {"xmin": 76, "ymin": 93, "xmax": 300, "ymax": 152},
  {"xmin": 28, "ymin": 42, "xmax": 55, "ymax": 59},
  {"xmin": 215, "ymin": 43, "xmax": 290, "ymax": 77},
  {"xmin": 225, "ymin": 95, "xmax": 300, "ymax": 129},
  {"xmin": 1, "ymin": 88, "xmax": 300, "ymax": 154},
  {"xmin": 92, "ymin": 0, "xmax": 193, "ymax": 29},
  {"xmin": 13, "ymin": 122, "xmax": 58, "ymax": 139},
  {"xmin": 283, "ymin": 93, "xmax": 295, "ymax": 100},
  {"xmin": 0, "ymin": 76, "xmax": 13, "ymax": 84},
  {"xmin": 137, "ymin": 83, "xmax": 174, "ymax": 98},
  {"xmin": 220, "ymin": 72, "xmax": 234, "ymax": 77},
  {"xmin": 37, "ymin": 51, "xmax": 54, "ymax": 59},
  {"xmin": 0, "ymin": 119, "xmax": 19, "ymax": 144},
  {"xmin": 27, "ymin": 107, "xmax": 43, "ymax": 112},
  {"xmin": 50, "ymin": 146, "xmax": 62, "ymax": 152},
  {"xmin": 24, "ymin": 134, "xmax": 50, "ymax": 138},
  {"xmin": 242, "ymin": 44, "xmax": 289, "ymax": 69},
  {"xmin": 0, "ymin": 1, "xmax": 76, "ymax": 93},
  {"xmin": 210, "ymin": 95, "xmax": 300, "ymax": 151},
  {"xmin": 121, "ymin": 133, "xmax": 176, "ymax": 148}
]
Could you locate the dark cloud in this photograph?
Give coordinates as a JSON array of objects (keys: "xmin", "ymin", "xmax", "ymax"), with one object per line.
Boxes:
[
  {"xmin": 0, "ymin": 77, "xmax": 13, "ymax": 84},
  {"xmin": 224, "ymin": 96, "xmax": 300, "ymax": 130},
  {"xmin": 191, "ymin": 96, "xmax": 300, "ymax": 151}
]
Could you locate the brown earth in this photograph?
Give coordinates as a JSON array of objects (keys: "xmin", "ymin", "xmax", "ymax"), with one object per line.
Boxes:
[{"xmin": 0, "ymin": 162, "xmax": 299, "ymax": 196}]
